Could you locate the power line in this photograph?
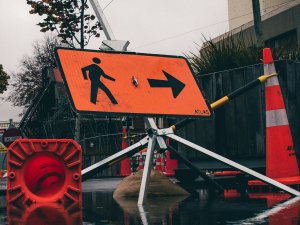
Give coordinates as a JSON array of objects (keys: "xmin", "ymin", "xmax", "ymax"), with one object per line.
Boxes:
[
  {"xmin": 79, "ymin": 132, "xmax": 147, "ymax": 142},
  {"xmin": 131, "ymin": 0, "xmax": 298, "ymax": 51},
  {"xmin": 103, "ymin": 0, "xmax": 115, "ymax": 11},
  {"xmin": 197, "ymin": 59, "xmax": 289, "ymax": 78}
]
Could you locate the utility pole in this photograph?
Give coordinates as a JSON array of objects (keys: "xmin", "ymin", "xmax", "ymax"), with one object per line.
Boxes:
[
  {"xmin": 75, "ymin": 0, "xmax": 130, "ymax": 143},
  {"xmin": 252, "ymin": 0, "xmax": 263, "ymax": 47},
  {"xmin": 74, "ymin": 0, "xmax": 86, "ymax": 142}
]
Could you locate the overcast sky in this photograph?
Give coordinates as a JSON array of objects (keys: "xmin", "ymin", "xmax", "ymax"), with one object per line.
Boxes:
[{"xmin": 0, "ymin": 0, "xmax": 229, "ymax": 121}]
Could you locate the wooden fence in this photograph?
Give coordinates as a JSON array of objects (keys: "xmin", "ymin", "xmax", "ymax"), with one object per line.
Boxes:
[{"xmin": 177, "ymin": 60, "xmax": 300, "ymax": 160}]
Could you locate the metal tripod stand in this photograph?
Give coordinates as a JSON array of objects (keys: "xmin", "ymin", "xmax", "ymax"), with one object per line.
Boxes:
[{"xmin": 82, "ymin": 117, "xmax": 300, "ymax": 205}]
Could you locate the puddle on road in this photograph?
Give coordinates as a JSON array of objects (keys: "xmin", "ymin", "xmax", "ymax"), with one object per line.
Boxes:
[
  {"xmin": 82, "ymin": 190, "xmax": 300, "ymax": 225},
  {"xmin": 1, "ymin": 188, "xmax": 299, "ymax": 224}
]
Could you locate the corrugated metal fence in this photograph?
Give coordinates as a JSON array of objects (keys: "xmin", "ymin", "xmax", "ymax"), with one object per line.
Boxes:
[{"xmin": 177, "ymin": 60, "xmax": 300, "ymax": 160}]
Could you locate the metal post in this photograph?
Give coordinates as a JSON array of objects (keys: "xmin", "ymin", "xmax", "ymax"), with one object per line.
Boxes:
[
  {"xmin": 137, "ymin": 118, "xmax": 167, "ymax": 205},
  {"xmin": 167, "ymin": 144, "xmax": 223, "ymax": 192},
  {"xmin": 167, "ymin": 133, "xmax": 300, "ymax": 196},
  {"xmin": 8, "ymin": 119, "xmax": 14, "ymax": 129},
  {"xmin": 252, "ymin": 0, "xmax": 263, "ymax": 46},
  {"xmin": 89, "ymin": 0, "xmax": 116, "ymax": 40},
  {"xmin": 138, "ymin": 135, "xmax": 157, "ymax": 205},
  {"xmin": 144, "ymin": 118, "xmax": 167, "ymax": 150},
  {"xmin": 74, "ymin": 113, "xmax": 81, "ymax": 142}
]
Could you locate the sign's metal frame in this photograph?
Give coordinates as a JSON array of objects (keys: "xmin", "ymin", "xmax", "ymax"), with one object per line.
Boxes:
[
  {"xmin": 82, "ymin": 117, "xmax": 300, "ymax": 205},
  {"xmin": 77, "ymin": 0, "xmax": 300, "ymax": 207}
]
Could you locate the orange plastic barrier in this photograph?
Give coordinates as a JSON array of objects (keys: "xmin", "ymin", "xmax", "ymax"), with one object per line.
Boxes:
[
  {"xmin": 119, "ymin": 128, "xmax": 131, "ymax": 176},
  {"xmin": 7, "ymin": 139, "xmax": 82, "ymax": 205}
]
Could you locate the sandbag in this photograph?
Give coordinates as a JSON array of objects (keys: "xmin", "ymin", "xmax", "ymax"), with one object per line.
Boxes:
[{"xmin": 113, "ymin": 170, "xmax": 189, "ymax": 198}]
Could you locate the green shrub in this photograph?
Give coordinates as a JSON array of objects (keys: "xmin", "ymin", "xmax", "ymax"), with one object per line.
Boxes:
[{"xmin": 189, "ymin": 32, "xmax": 300, "ymax": 75}]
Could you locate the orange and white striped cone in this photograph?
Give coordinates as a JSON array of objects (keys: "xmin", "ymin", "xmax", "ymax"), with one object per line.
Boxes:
[
  {"xmin": 165, "ymin": 150, "xmax": 178, "ymax": 176},
  {"xmin": 119, "ymin": 128, "xmax": 131, "ymax": 176},
  {"xmin": 155, "ymin": 153, "xmax": 164, "ymax": 172},
  {"xmin": 164, "ymin": 139, "xmax": 178, "ymax": 176},
  {"xmin": 138, "ymin": 152, "xmax": 144, "ymax": 171},
  {"xmin": 263, "ymin": 48, "xmax": 299, "ymax": 178},
  {"xmin": 160, "ymin": 153, "xmax": 165, "ymax": 172}
]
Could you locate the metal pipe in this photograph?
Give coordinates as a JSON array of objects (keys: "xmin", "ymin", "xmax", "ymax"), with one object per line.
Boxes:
[
  {"xmin": 89, "ymin": 0, "xmax": 116, "ymax": 40},
  {"xmin": 167, "ymin": 133, "xmax": 300, "ymax": 196},
  {"xmin": 168, "ymin": 144, "xmax": 224, "ymax": 192},
  {"xmin": 82, "ymin": 136, "xmax": 149, "ymax": 181}
]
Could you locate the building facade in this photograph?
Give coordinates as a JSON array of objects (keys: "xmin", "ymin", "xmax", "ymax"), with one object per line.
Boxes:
[
  {"xmin": 228, "ymin": 0, "xmax": 294, "ymax": 30},
  {"xmin": 225, "ymin": 0, "xmax": 300, "ymax": 50}
]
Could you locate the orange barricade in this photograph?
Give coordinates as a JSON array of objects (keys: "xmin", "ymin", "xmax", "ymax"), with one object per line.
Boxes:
[
  {"xmin": 119, "ymin": 128, "xmax": 131, "ymax": 176},
  {"xmin": 7, "ymin": 139, "xmax": 82, "ymax": 206}
]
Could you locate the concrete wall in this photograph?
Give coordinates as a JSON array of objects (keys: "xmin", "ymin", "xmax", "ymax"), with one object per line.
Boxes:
[
  {"xmin": 217, "ymin": 2, "xmax": 300, "ymax": 48},
  {"xmin": 228, "ymin": 0, "xmax": 295, "ymax": 30},
  {"xmin": 228, "ymin": 0, "xmax": 253, "ymax": 30}
]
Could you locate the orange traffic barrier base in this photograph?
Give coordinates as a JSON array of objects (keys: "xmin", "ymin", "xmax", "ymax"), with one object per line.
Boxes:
[
  {"xmin": 248, "ymin": 176, "xmax": 300, "ymax": 192},
  {"xmin": 213, "ymin": 171, "xmax": 242, "ymax": 177},
  {"xmin": 7, "ymin": 139, "xmax": 82, "ymax": 206},
  {"xmin": 224, "ymin": 189, "xmax": 291, "ymax": 203}
]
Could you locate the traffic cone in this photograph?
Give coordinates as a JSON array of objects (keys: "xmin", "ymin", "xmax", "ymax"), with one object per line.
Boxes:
[
  {"xmin": 164, "ymin": 139, "xmax": 178, "ymax": 176},
  {"xmin": 263, "ymin": 48, "xmax": 299, "ymax": 179},
  {"xmin": 165, "ymin": 150, "xmax": 178, "ymax": 176},
  {"xmin": 155, "ymin": 153, "xmax": 164, "ymax": 172},
  {"xmin": 119, "ymin": 128, "xmax": 131, "ymax": 176},
  {"xmin": 160, "ymin": 153, "xmax": 165, "ymax": 172},
  {"xmin": 138, "ymin": 152, "xmax": 144, "ymax": 171}
]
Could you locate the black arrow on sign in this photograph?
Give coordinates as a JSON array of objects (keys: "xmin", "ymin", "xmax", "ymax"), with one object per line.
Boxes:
[{"xmin": 147, "ymin": 70, "xmax": 185, "ymax": 98}]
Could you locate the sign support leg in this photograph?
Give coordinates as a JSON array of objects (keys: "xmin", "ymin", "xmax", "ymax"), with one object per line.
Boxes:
[
  {"xmin": 138, "ymin": 204, "xmax": 150, "ymax": 225},
  {"xmin": 138, "ymin": 135, "xmax": 157, "ymax": 205},
  {"xmin": 167, "ymin": 144, "xmax": 223, "ymax": 193},
  {"xmin": 167, "ymin": 133, "xmax": 300, "ymax": 196},
  {"xmin": 82, "ymin": 136, "xmax": 149, "ymax": 181}
]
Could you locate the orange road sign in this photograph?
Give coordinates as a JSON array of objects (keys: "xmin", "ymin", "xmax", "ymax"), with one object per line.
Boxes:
[{"xmin": 55, "ymin": 48, "xmax": 213, "ymax": 118}]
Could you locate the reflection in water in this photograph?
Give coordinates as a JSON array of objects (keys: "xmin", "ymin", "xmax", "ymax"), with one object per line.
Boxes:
[
  {"xmin": 115, "ymin": 196, "xmax": 187, "ymax": 225},
  {"xmin": 82, "ymin": 190, "xmax": 300, "ymax": 225},
  {"xmin": 7, "ymin": 202, "xmax": 82, "ymax": 225},
  {"xmin": 1, "ymin": 188, "xmax": 300, "ymax": 224},
  {"xmin": 232, "ymin": 194, "xmax": 300, "ymax": 225},
  {"xmin": 137, "ymin": 205, "xmax": 149, "ymax": 225}
]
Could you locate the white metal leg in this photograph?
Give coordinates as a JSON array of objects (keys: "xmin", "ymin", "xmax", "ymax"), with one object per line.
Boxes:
[
  {"xmin": 138, "ymin": 136, "xmax": 157, "ymax": 205},
  {"xmin": 82, "ymin": 136, "xmax": 149, "ymax": 180},
  {"xmin": 138, "ymin": 205, "xmax": 150, "ymax": 225},
  {"xmin": 167, "ymin": 133, "xmax": 300, "ymax": 196}
]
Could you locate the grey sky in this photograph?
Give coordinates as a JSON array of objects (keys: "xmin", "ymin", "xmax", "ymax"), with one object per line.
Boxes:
[{"xmin": 0, "ymin": 0, "xmax": 228, "ymax": 121}]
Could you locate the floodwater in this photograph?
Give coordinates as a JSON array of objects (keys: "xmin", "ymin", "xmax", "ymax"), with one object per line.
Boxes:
[
  {"xmin": 2, "ymin": 178, "xmax": 300, "ymax": 224},
  {"xmin": 82, "ymin": 191, "xmax": 300, "ymax": 225}
]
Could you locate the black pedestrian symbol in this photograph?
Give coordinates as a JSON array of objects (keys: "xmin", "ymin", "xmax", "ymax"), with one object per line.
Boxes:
[{"xmin": 82, "ymin": 57, "xmax": 118, "ymax": 105}]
